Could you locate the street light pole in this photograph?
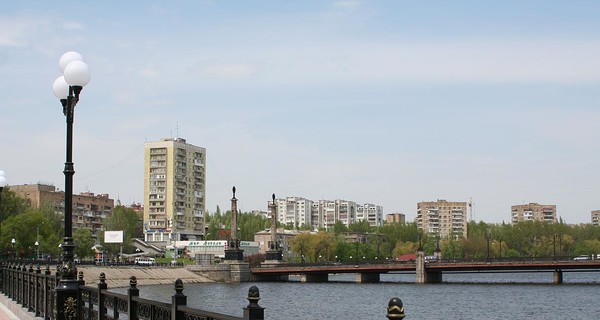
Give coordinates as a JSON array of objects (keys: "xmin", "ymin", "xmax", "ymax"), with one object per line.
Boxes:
[
  {"xmin": 0, "ymin": 170, "xmax": 7, "ymax": 257},
  {"xmin": 52, "ymin": 51, "xmax": 91, "ymax": 320}
]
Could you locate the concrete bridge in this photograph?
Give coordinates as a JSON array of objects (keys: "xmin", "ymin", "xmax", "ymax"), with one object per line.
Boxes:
[{"xmin": 251, "ymin": 254, "xmax": 600, "ymax": 284}]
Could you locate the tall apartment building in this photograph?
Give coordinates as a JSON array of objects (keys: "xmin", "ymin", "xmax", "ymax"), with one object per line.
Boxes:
[
  {"xmin": 10, "ymin": 184, "xmax": 113, "ymax": 235},
  {"xmin": 143, "ymin": 137, "xmax": 206, "ymax": 241},
  {"xmin": 274, "ymin": 197, "xmax": 313, "ymax": 229},
  {"xmin": 592, "ymin": 210, "xmax": 600, "ymax": 226},
  {"xmin": 357, "ymin": 203, "xmax": 383, "ymax": 227},
  {"xmin": 415, "ymin": 200, "xmax": 467, "ymax": 239},
  {"xmin": 275, "ymin": 197, "xmax": 382, "ymax": 230},
  {"xmin": 510, "ymin": 203, "xmax": 556, "ymax": 224}
]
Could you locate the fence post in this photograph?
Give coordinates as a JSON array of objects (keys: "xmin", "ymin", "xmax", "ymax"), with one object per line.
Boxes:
[
  {"xmin": 243, "ymin": 286, "xmax": 264, "ymax": 320},
  {"xmin": 44, "ymin": 265, "xmax": 51, "ymax": 319},
  {"xmin": 35, "ymin": 265, "xmax": 41, "ymax": 316},
  {"xmin": 28, "ymin": 264, "xmax": 34, "ymax": 312},
  {"xmin": 127, "ymin": 276, "xmax": 139, "ymax": 319},
  {"xmin": 97, "ymin": 273, "xmax": 107, "ymax": 320},
  {"xmin": 171, "ymin": 279, "xmax": 187, "ymax": 320},
  {"xmin": 386, "ymin": 297, "xmax": 405, "ymax": 319}
]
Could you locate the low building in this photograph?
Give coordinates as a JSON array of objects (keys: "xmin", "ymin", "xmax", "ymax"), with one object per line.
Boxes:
[
  {"xmin": 10, "ymin": 183, "xmax": 114, "ymax": 236},
  {"xmin": 253, "ymin": 229, "xmax": 300, "ymax": 258}
]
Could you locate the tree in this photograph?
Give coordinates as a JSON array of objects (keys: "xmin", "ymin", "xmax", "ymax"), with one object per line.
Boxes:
[
  {"xmin": 101, "ymin": 206, "xmax": 142, "ymax": 257},
  {"xmin": 0, "ymin": 187, "xmax": 30, "ymax": 222},
  {"xmin": 73, "ymin": 228, "xmax": 95, "ymax": 259}
]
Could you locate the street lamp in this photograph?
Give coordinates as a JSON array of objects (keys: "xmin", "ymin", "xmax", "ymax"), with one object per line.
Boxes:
[
  {"xmin": 0, "ymin": 170, "xmax": 7, "ymax": 255},
  {"xmin": 52, "ymin": 51, "xmax": 91, "ymax": 320},
  {"xmin": 485, "ymin": 230, "xmax": 491, "ymax": 260},
  {"xmin": 11, "ymin": 238, "xmax": 15, "ymax": 259}
]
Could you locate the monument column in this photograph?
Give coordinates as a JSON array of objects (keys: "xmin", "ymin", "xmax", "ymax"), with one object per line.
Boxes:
[
  {"xmin": 265, "ymin": 194, "xmax": 283, "ymax": 262},
  {"xmin": 224, "ymin": 186, "xmax": 244, "ymax": 261}
]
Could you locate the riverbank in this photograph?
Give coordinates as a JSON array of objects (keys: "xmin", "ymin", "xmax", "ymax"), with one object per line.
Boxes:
[{"xmin": 77, "ymin": 266, "xmax": 214, "ymax": 288}]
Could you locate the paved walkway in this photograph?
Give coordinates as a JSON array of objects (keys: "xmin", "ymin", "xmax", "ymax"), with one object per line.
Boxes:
[{"xmin": 0, "ymin": 301, "xmax": 22, "ymax": 320}]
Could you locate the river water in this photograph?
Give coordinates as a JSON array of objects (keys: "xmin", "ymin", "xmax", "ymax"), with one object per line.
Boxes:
[{"xmin": 113, "ymin": 272, "xmax": 600, "ymax": 319}]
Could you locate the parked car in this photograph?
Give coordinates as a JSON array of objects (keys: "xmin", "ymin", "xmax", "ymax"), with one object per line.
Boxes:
[{"xmin": 573, "ymin": 255, "xmax": 590, "ymax": 261}]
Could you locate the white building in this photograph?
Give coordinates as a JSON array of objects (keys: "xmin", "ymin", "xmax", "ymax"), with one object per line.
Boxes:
[{"xmin": 274, "ymin": 197, "xmax": 382, "ymax": 229}]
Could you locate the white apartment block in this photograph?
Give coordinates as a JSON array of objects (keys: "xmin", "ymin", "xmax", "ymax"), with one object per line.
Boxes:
[
  {"xmin": 143, "ymin": 137, "xmax": 206, "ymax": 241},
  {"xmin": 275, "ymin": 197, "xmax": 382, "ymax": 230},
  {"xmin": 357, "ymin": 203, "xmax": 383, "ymax": 227},
  {"xmin": 275, "ymin": 197, "xmax": 313, "ymax": 229},
  {"xmin": 415, "ymin": 200, "xmax": 468, "ymax": 239}
]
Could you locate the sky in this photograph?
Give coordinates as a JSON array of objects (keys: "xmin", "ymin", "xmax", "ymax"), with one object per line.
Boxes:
[{"xmin": 1, "ymin": 1, "xmax": 600, "ymax": 224}]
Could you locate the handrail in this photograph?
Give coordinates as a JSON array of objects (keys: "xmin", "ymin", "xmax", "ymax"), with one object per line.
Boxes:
[{"xmin": 0, "ymin": 262, "xmax": 264, "ymax": 320}]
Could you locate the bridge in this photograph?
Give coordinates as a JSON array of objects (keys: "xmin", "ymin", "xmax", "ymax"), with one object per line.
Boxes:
[{"xmin": 251, "ymin": 256, "xmax": 600, "ymax": 284}]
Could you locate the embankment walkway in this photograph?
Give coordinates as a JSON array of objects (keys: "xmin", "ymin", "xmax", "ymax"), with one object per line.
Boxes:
[{"xmin": 77, "ymin": 266, "xmax": 214, "ymax": 287}]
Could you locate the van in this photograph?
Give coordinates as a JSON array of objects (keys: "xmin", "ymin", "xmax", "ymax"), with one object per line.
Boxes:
[{"xmin": 135, "ymin": 257, "xmax": 156, "ymax": 266}]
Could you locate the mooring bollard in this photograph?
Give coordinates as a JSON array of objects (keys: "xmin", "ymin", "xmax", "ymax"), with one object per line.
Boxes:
[{"xmin": 386, "ymin": 297, "xmax": 405, "ymax": 319}]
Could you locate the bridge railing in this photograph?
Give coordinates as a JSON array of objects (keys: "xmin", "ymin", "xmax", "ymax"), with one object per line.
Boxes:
[{"xmin": 0, "ymin": 261, "xmax": 265, "ymax": 320}]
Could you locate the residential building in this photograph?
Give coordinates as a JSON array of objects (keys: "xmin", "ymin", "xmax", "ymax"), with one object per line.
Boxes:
[
  {"xmin": 143, "ymin": 137, "xmax": 206, "ymax": 241},
  {"xmin": 386, "ymin": 213, "xmax": 406, "ymax": 224},
  {"xmin": 274, "ymin": 197, "xmax": 313, "ymax": 229},
  {"xmin": 357, "ymin": 203, "xmax": 383, "ymax": 227},
  {"xmin": 510, "ymin": 203, "xmax": 557, "ymax": 224},
  {"xmin": 10, "ymin": 184, "xmax": 113, "ymax": 236},
  {"xmin": 591, "ymin": 210, "xmax": 599, "ymax": 226},
  {"xmin": 274, "ymin": 197, "xmax": 382, "ymax": 230},
  {"xmin": 415, "ymin": 200, "xmax": 467, "ymax": 239}
]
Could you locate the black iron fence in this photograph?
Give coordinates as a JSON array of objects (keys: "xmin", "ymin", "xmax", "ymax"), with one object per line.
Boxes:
[{"xmin": 0, "ymin": 262, "xmax": 265, "ymax": 320}]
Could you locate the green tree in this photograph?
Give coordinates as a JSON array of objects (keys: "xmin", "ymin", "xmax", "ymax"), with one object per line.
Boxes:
[
  {"xmin": 102, "ymin": 206, "xmax": 142, "ymax": 258},
  {"xmin": 73, "ymin": 228, "xmax": 95, "ymax": 259}
]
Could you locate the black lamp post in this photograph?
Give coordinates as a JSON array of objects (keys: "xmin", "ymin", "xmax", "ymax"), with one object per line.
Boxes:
[
  {"xmin": 11, "ymin": 238, "xmax": 15, "ymax": 259},
  {"xmin": 0, "ymin": 170, "xmax": 7, "ymax": 257},
  {"xmin": 52, "ymin": 51, "xmax": 91, "ymax": 320}
]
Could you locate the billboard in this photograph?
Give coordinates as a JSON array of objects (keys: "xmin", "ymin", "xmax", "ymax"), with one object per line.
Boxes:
[{"xmin": 104, "ymin": 231, "xmax": 123, "ymax": 243}]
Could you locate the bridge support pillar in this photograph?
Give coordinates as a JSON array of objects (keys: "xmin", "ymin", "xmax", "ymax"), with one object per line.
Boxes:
[
  {"xmin": 301, "ymin": 273, "xmax": 328, "ymax": 283},
  {"xmin": 416, "ymin": 250, "xmax": 443, "ymax": 284},
  {"xmin": 356, "ymin": 272, "xmax": 380, "ymax": 283},
  {"xmin": 553, "ymin": 270, "xmax": 563, "ymax": 284}
]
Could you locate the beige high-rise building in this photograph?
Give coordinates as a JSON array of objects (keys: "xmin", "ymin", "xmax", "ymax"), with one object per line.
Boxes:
[
  {"xmin": 510, "ymin": 203, "xmax": 556, "ymax": 224},
  {"xmin": 415, "ymin": 200, "xmax": 467, "ymax": 239},
  {"xmin": 143, "ymin": 138, "xmax": 206, "ymax": 241}
]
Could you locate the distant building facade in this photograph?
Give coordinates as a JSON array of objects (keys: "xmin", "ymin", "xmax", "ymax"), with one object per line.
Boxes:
[
  {"xmin": 415, "ymin": 200, "xmax": 467, "ymax": 239},
  {"xmin": 386, "ymin": 213, "xmax": 406, "ymax": 224},
  {"xmin": 10, "ymin": 184, "xmax": 114, "ymax": 236},
  {"xmin": 143, "ymin": 137, "xmax": 206, "ymax": 241},
  {"xmin": 511, "ymin": 203, "xmax": 557, "ymax": 224},
  {"xmin": 273, "ymin": 197, "xmax": 383, "ymax": 230},
  {"xmin": 591, "ymin": 210, "xmax": 599, "ymax": 226}
]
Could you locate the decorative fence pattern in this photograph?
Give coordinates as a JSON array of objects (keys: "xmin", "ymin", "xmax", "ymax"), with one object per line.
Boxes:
[{"xmin": 0, "ymin": 262, "xmax": 265, "ymax": 320}]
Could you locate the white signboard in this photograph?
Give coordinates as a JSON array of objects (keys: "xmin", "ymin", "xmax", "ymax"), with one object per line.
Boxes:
[{"xmin": 104, "ymin": 231, "xmax": 123, "ymax": 243}]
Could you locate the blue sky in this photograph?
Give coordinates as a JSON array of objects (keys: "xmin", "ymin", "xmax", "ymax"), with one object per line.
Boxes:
[{"xmin": 1, "ymin": 1, "xmax": 600, "ymax": 224}]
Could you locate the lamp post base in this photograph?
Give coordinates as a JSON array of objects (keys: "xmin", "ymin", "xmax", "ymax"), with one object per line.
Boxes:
[{"xmin": 55, "ymin": 280, "xmax": 79, "ymax": 320}]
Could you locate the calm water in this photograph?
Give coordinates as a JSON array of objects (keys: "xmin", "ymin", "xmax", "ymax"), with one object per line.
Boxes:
[{"xmin": 113, "ymin": 272, "xmax": 600, "ymax": 319}]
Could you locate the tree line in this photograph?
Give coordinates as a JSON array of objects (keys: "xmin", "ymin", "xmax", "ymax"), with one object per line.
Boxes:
[{"xmin": 2, "ymin": 187, "xmax": 599, "ymax": 261}]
